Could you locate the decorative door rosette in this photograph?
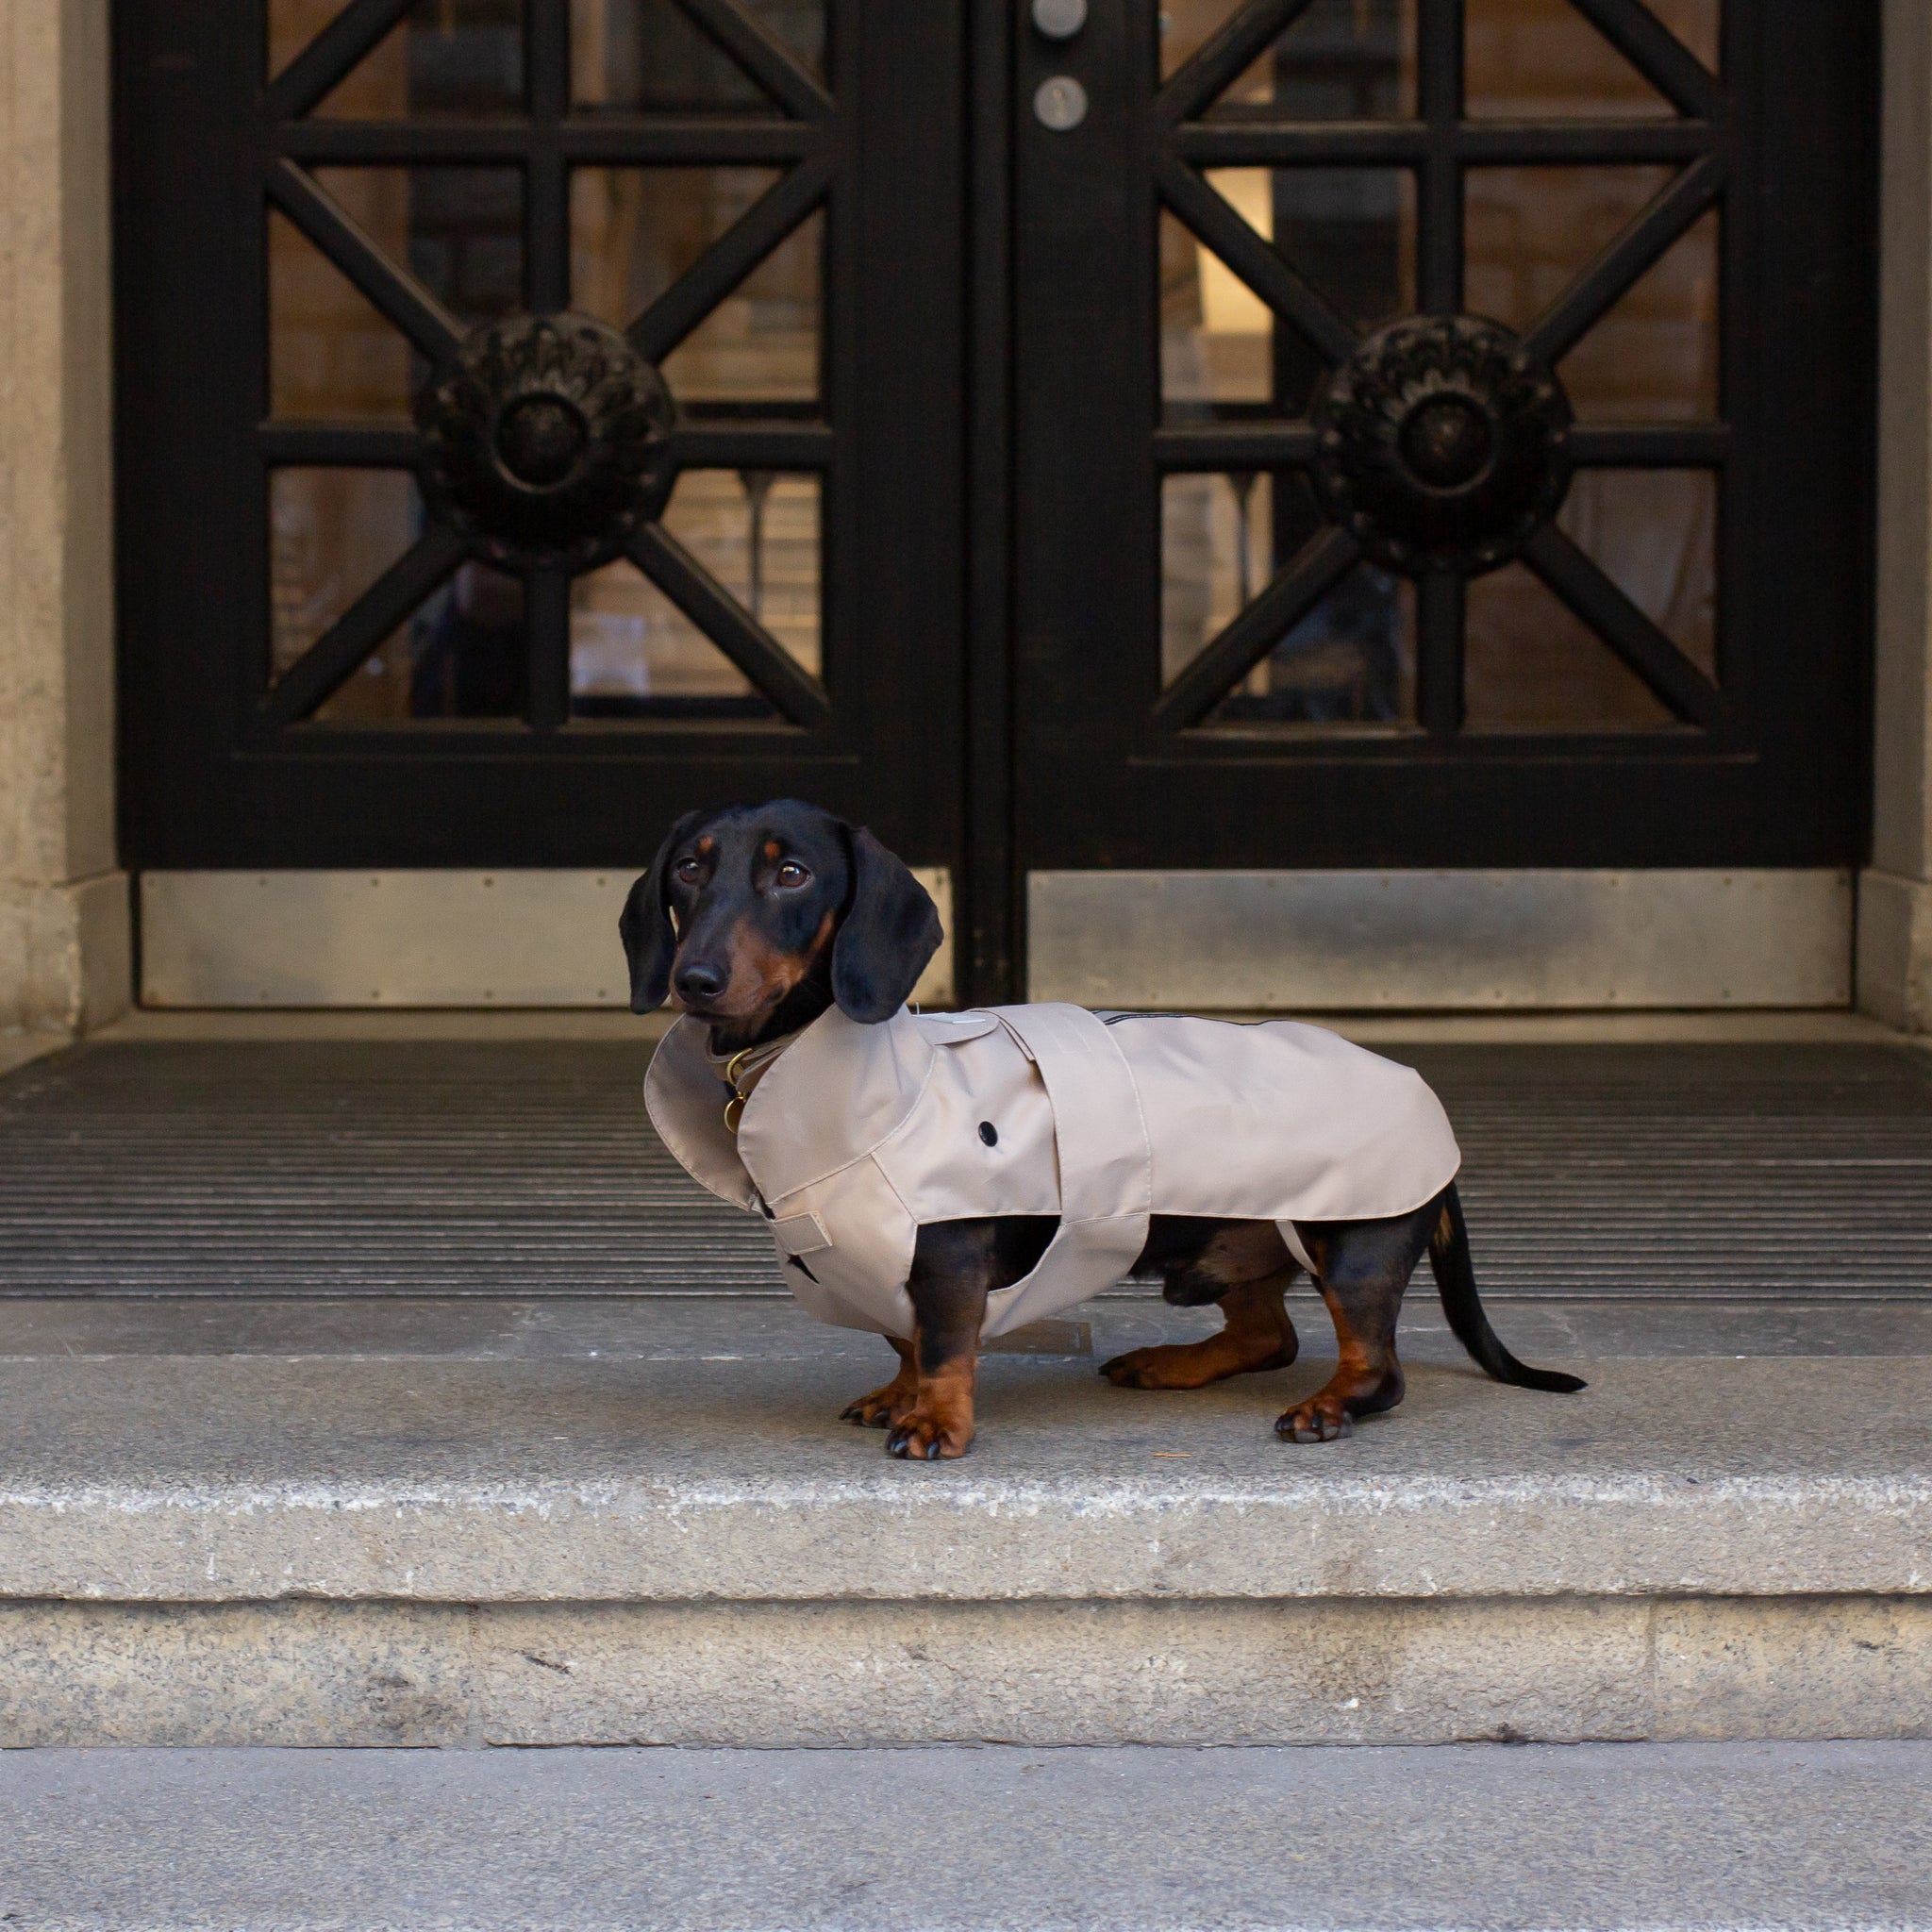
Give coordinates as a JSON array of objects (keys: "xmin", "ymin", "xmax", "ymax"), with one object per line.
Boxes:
[
  {"xmin": 1312, "ymin": 316, "xmax": 1575, "ymax": 580},
  {"xmin": 416, "ymin": 314, "xmax": 677, "ymax": 575}
]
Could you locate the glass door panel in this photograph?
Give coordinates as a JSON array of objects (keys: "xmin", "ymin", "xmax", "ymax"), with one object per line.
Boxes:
[
  {"xmin": 119, "ymin": 0, "xmax": 966, "ymax": 874},
  {"xmin": 1014, "ymin": 0, "xmax": 1873, "ymax": 870}
]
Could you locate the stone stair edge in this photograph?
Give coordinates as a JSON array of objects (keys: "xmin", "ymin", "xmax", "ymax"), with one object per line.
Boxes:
[
  {"xmin": 4, "ymin": 1591, "xmax": 1931, "ymax": 1752},
  {"xmin": 0, "ymin": 1354, "xmax": 1925, "ymax": 1601}
]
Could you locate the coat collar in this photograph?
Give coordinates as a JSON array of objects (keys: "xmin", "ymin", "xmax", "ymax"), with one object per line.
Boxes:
[{"xmin": 643, "ymin": 1004, "xmax": 938, "ymax": 1210}]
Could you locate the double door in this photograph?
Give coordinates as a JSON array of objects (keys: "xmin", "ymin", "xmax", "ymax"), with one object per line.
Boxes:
[{"xmin": 116, "ymin": 0, "xmax": 1875, "ymax": 999}]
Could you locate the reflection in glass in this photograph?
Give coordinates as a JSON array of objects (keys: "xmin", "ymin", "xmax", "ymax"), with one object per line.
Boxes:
[
  {"xmin": 1466, "ymin": 170, "xmax": 1717, "ymax": 421},
  {"xmin": 571, "ymin": 564, "xmax": 768, "ymax": 717},
  {"xmin": 1162, "ymin": 473, "xmax": 1413, "ymax": 725},
  {"xmin": 1469, "ymin": 0, "xmax": 1666, "ymax": 119},
  {"xmin": 269, "ymin": 0, "xmax": 340, "ymax": 80},
  {"xmin": 269, "ymin": 209, "xmax": 415, "ymax": 420},
  {"xmin": 1464, "ymin": 562, "xmax": 1674, "ymax": 731},
  {"xmin": 1206, "ymin": 0, "xmax": 1416, "ymax": 120},
  {"xmin": 571, "ymin": 171, "xmax": 821, "ymax": 401},
  {"xmin": 307, "ymin": 565, "xmax": 528, "ymax": 723},
  {"xmin": 1558, "ymin": 212, "xmax": 1719, "ymax": 422},
  {"xmin": 271, "ymin": 462, "xmax": 524, "ymax": 723},
  {"xmin": 389, "ymin": 167, "xmax": 525, "ymax": 322},
  {"xmin": 270, "ymin": 469, "xmax": 420, "ymax": 681},
  {"xmin": 1159, "ymin": 0, "xmax": 1240, "ymax": 81},
  {"xmin": 570, "ymin": 471, "xmax": 820, "ymax": 718},
  {"xmin": 272, "ymin": 0, "xmax": 525, "ymax": 116},
  {"xmin": 1466, "ymin": 0, "xmax": 1718, "ymax": 119},
  {"xmin": 1214, "ymin": 168, "xmax": 1414, "ymax": 331},
  {"xmin": 1557, "ymin": 469, "xmax": 1717, "ymax": 677},
  {"xmin": 571, "ymin": 0, "xmax": 825, "ymax": 110},
  {"xmin": 1160, "ymin": 0, "xmax": 1415, "ymax": 116},
  {"xmin": 1643, "ymin": 0, "xmax": 1719, "ymax": 74},
  {"xmin": 1208, "ymin": 567, "xmax": 1416, "ymax": 725},
  {"xmin": 1466, "ymin": 165, "xmax": 1672, "ymax": 334},
  {"xmin": 395, "ymin": 565, "xmax": 529, "ymax": 719},
  {"xmin": 270, "ymin": 114, "xmax": 523, "ymax": 412},
  {"xmin": 299, "ymin": 166, "xmax": 524, "ymax": 328},
  {"xmin": 1162, "ymin": 172, "xmax": 1410, "ymax": 413},
  {"xmin": 1161, "ymin": 211, "xmax": 1273, "ymax": 406}
]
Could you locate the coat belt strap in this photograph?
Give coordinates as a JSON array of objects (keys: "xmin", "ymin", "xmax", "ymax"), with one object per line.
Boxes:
[{"xmin": 991, "ymin": 1003, "xmax": 1152, "ymax": 1247}]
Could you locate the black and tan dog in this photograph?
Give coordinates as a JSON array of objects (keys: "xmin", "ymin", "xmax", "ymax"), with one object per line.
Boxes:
[{"xmin": 623, "ymin": 800, "xmax": 1583, "ymax": 1459}]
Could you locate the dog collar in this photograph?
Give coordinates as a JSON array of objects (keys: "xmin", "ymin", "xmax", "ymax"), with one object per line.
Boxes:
[{"xmin": 704, "ymin": 1029, "xmax": 803, "ymax": 1134}]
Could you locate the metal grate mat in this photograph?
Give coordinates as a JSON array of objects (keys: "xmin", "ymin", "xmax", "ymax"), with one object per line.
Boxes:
[{"xmin": 1, "ymin": 1040, "xmax": 1928, "ymax": 1297}]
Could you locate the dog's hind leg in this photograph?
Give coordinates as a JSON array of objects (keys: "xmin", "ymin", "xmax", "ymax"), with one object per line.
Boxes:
[
  {"xmin": 1275, "ymin": 1202, "xmax": 1435, "ymax": 1443},
  {"xmin": 1101, "ymin": 1221, "xmax": 1301, "ymax": 1390},
  {"xmin": 1100, "ymin": 1274, "xmax": 1300, "ymax": 1389}
]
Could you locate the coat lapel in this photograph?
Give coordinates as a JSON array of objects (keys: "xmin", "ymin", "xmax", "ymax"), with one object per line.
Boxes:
[
  {"xmin": 642, "ymin": 1016, "xmax": 760, "ymax": 1210},
  {"xmin": 735, "ymin": 1005, "xmax": 936, "ymax": 1205}
]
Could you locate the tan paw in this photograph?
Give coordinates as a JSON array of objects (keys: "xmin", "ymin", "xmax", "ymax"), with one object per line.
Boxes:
[
  {"xmin": 841, "ymin": 1378, "xmax": 914, "ymax": 1429},
  {"xmin": 1102, "ymin": 1333, "xmax": 1298, "ymax": 1391},
  {"xmin": 1274, "ymin": 1394, "xmax": 1356, "ymax": 1443},
  {"xmin": 1101, "ymin": 1343, "xmax": 1214, "ymax": 1390},
  {"xmin": 885, "ymin": 1406, "xmax": 974, "ymax": 1459}
]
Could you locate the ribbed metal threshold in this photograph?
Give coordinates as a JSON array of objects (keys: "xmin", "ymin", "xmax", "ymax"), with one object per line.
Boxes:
[{"xmin": 1, "ymin": 1040, "xmax": 1928, "ymax": 1296}]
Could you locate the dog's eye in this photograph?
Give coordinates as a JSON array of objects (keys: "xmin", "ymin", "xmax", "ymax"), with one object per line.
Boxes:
[
  {"xmin": 673, "ymin": 856, "xmax": 703, "ymax": 883},
  {"xmin": 774, "ymin": 860, "xmax": 810, "ymax": 889}
]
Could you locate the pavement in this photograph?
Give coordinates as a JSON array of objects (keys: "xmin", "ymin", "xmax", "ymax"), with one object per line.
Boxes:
[{"xmin": 0, "ymin": 1740, "xmax": 1927, "ymax": 1930}]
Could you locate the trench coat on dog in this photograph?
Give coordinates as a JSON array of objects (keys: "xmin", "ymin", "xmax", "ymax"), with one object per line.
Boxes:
[{"xmin": 644, "ymin": 1003, "xmax": 1461, "ymax": 1341}]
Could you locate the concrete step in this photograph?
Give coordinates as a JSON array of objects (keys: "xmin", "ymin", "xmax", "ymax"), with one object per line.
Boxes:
[
  {"xmin": 1, "ymin": 1296, "xmax": 1929, "ymax": 1749},
  {"xmin": 2, "ymin": 1740, "xmax": 1928, "ymax": 1929}
]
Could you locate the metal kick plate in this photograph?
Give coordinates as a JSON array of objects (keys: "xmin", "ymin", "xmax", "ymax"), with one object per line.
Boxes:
[
  {"xmin": 141, "ymin": 869, "xmax": 955, "ymax": 1009},
  {"xmin": 1026, "ymin": 870, "xmax": 1854, "ymax": 1010}
]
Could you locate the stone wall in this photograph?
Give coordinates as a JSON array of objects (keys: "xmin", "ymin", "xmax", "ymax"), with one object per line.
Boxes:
[
  {"xmin": 0, "ymin": 0, "xmax": 127, "ymax": 1040},
  {"xmin": 1862, "ymin": 0, "xmax": 1932, "ymax": 1028}
]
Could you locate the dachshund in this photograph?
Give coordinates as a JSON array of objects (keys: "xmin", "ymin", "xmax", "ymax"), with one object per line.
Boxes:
[{"xmin": 622, "ymin": 799, "xmax": 1583, "ymax": 1459}]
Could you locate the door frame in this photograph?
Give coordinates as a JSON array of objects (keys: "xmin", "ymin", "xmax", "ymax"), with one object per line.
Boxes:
[{"xmin": 108, "ymin": 0, "xmax": 1879, "ymax": 1013}]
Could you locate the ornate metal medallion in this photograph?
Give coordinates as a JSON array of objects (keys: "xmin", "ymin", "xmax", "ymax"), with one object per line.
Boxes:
[
  {"xmin": 1312, "ymin": 315, "xmax": 1574, "ymax": 577},
  {"xmin": 416, "ymin": 312, "xmax": 676, "ymax": 573}
]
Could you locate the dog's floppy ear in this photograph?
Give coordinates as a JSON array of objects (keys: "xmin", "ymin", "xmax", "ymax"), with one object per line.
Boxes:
[
  {"xmin": 831, "ymin": 825, "xmax": 943, "ymax": 1024},
  {"xmin": 619, "ymin": 810, "xmax": 706, "ymax": 1013}
]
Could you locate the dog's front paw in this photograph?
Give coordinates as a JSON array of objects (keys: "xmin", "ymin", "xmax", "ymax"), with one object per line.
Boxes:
[
  {"xmin": 885, "ymin": 1407, "xmax": 973, "ymax": 1459},
  {"xmin": 841, "ymin": 1386, "xmax": 911, "ymax": 1429},
  {"xmin": 841, "ymin": 1365, "xmax": 917, "ymax": 1429}
]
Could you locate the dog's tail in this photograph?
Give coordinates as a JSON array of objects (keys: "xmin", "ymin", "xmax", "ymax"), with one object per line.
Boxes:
[{"xmin": 1426, "ymin": 1183, "xmax": 1586, "ymax": 1394}]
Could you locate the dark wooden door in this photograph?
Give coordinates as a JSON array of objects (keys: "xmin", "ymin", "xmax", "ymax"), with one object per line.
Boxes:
[
  {"xmin": 115, "ymin": 0, "xmax": 965, "ymax": 871},
  {"xmin": 1011, "ymin": 0, "xmax": 1875, "ymax": 874}
]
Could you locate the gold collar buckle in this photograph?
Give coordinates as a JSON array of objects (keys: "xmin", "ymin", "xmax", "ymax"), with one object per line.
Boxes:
[{"xmin": 723, "ymin": 1046, "xmax": 758, "ymax": 1135}]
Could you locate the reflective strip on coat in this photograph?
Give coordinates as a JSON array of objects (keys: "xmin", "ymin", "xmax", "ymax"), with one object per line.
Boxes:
[{"xmin": 643, "ymin": 1002, "xmax": 1461, "ymax": 1341}]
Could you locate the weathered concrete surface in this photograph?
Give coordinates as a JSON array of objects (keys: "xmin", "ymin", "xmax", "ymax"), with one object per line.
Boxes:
[
  {"xmin": 1, "ymin": 1310, "xmax": 1926, "ymax": 1748},
  {"xmin": 4, "ymin": 1592, "xmax": 1928, "ymax": 1750},
  {"xmin": 1, "ymin": 1740, "xmax": 1928, "ymax": 1930},
  {"xmin": 0, "ymin": 1599, "xmax": 474, "ymax": 1748},
  {"xmin": 0, "ymin": 1354, "xmax": 1926, "ymax": 1602},
  {"xmin": 1653, "ymin": 1594, "xmax": 1932, "ymax": 1741}
]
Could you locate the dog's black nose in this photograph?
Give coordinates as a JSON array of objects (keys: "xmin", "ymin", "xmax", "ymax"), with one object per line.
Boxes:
[{"xmin": 675, "ymin": 961, "xmax": 727, "ymax": 1004}]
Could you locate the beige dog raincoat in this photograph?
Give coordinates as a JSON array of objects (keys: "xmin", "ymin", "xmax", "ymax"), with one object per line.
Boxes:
[{"xmin": 644, "ymin": 1002, "xmax": 1460, "ymax": 1341}]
